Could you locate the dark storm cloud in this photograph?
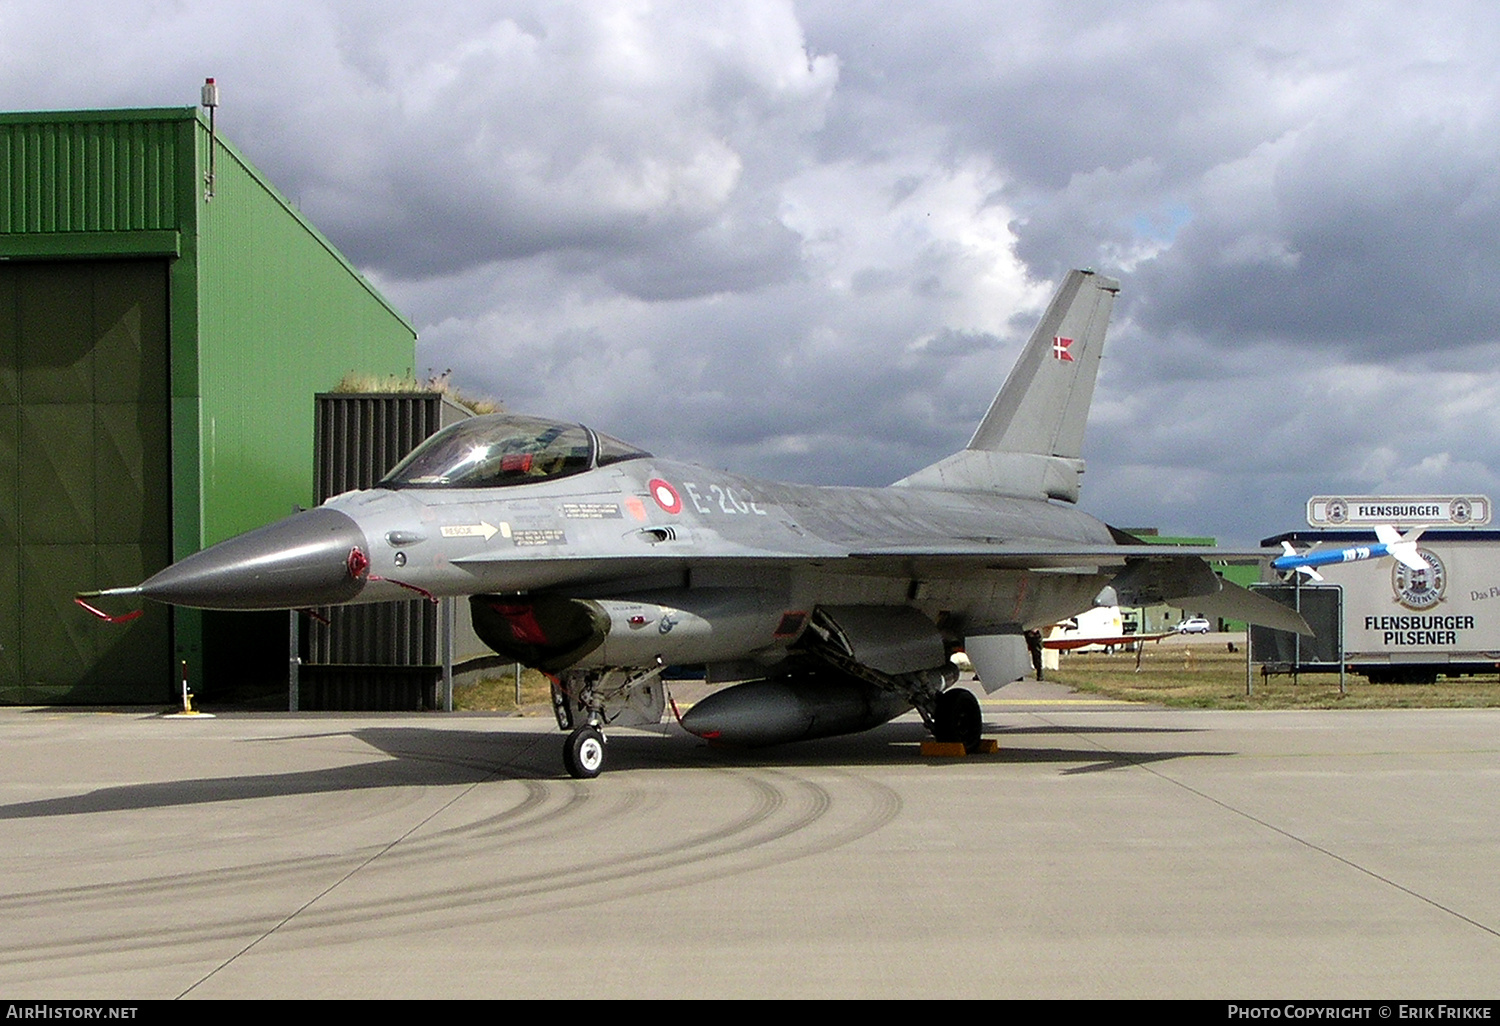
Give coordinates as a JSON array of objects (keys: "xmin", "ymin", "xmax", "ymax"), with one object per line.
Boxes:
[
  {"xmin": 254, "ymin": 2, "xmax": 841, "ymax": 286},
  {"xmin": 796, "ymin": 1, "xmax": 1500, "ymax": 539},
  {"xmin": 3, "ymin": 1, "xmax": 1498, "ymax": 543},
  {"xmin": 802, "ymin": 2, "xmax": 1500, "ymax": 353},
  {"xmin": 1134, "ymin": 110, "xmax": 1500, "ymax": 354},
  {"xmin": 587, "ymin": 201, "xmax": 807, "ymax": 301}
]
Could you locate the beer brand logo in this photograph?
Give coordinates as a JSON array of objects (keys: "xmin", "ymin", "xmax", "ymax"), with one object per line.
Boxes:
[{"xmin": 1393, "ymin": 549, "xmax": 1446, "ymax": 610}]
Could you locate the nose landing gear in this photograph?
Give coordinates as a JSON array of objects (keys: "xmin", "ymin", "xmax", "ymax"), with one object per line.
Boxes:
[{"xmin": 563, "ymin": 725, "xmax": 606, "ymax": 779}]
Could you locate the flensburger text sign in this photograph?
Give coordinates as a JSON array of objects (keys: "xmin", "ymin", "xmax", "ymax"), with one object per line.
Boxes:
[{"xmin": 1307, "ymin": 495, "xmax": 1491, "ymax": 528}]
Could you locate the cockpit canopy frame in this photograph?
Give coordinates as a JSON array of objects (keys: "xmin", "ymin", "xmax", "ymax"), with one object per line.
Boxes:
[{"xmin": 378, "ymin": 413, "xmax": 651, "ymax": 490}]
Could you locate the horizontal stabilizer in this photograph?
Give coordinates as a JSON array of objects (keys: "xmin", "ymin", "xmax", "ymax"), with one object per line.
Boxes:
[
  {"xmin": 1108, "ymin": 555, "xmax": 1222, "ymax": 606},
  {"xmin": 1191, "ymin": 579, "xmax": 1314, "ymax": 636},
  {"xmin": 1110, "ymin": 556, "xmax": 1312, "ymax": 635}
]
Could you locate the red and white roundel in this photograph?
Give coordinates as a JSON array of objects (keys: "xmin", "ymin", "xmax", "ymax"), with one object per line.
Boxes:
[{"xmin": 648, "ymin": 478, "xmax": 682, "ymax": 514}]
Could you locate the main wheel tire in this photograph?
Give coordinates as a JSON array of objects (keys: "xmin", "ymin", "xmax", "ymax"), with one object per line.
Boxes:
[
  {"xmin": 564, "ymin": 726, "xmax": 606, "ymax": 779},
  {"xmin": 934, "ymin": 687, "xmax": 983, "ymax": 753}
]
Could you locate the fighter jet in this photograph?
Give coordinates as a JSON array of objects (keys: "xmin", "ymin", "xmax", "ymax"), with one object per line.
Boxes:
[{"xmin": 83, "ymin": 269, "xmax": 1307, "ymax": 777}]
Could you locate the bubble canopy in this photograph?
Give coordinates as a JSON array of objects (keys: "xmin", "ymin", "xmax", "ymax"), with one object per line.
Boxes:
[{"xmin": 378, "ymin": 414, "xmax": 652, "ymax": 489}]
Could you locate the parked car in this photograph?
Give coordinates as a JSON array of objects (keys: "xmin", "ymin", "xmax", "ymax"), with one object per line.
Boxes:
[{"xmin": 1175, "ymin": 616, "xmax": 1213, "ymax": 634}]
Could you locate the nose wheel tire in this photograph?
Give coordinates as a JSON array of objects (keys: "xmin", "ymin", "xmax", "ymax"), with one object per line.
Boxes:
[
  {"xmin": 564, "ymin": 726, "xmax": 606, "ymax": 778},
  {"xmin": 933, "ymin": 687, "xmax": 983, "ymax": 753}
]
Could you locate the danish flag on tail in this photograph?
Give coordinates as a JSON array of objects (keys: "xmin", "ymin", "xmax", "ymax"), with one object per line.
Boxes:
[{"xmin": 1051, "ymin": 335, "xmax": 1074, "ymax": 362}]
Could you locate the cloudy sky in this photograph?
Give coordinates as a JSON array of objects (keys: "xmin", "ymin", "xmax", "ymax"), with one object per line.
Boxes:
[{"xmin": 5, "ymin": 0, "xmax": 1498, "ymax": 543}]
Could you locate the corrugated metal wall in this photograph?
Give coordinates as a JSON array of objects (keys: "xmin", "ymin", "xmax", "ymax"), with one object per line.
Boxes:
[
  {"xmin": 315, "ymin": 393, "xmax": 444, "ymax": 498},
  {"xmin": 308, "ymin": 393, "xmax": 470, "ymax": 671},
  {"xmin": 0, "ymin": 115, "xmax": 180, "ymax": 233}
]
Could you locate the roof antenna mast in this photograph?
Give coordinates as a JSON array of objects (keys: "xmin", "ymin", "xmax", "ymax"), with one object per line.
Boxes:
[{"xmin": 201, "ymin": 77, "xmax": 219, "ymax": 201}]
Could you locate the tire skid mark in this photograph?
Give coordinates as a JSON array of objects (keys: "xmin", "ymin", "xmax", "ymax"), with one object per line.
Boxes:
[
  {"xmin": 0, "ymin": 772, "xmax": 778, "ymax": 966},
  {"xmin": 0, "ymin": 760, "xmax": 902, "ymax": 970},
  {"xmin": 237, "ymin": 771, "xmax": 795, "ymax": 937},
  {"xmin": 0, "ymin": 743, "xmax": 577, "ymax": 919},
  {"xmin": 0, "ymin": 777, "xmax": 560, "ymax": 919},
  {"xmin": 0, "ymin": 777, "xmax": 583, "ymax": 968},
  {"xmin": 265, "ymin": 768, "xmax": 901, "ymax": 942}
]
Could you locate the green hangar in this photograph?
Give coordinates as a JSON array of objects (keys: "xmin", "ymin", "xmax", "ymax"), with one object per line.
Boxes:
[{"xmin": 0, "ymin": 107, "xmax": 416, "ymax": 704}]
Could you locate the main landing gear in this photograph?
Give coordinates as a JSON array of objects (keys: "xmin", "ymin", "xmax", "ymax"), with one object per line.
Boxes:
[
  {"xmin": 933, "ymin": 687, "xmax": 983, "ymax": 753},
  {"xmin": 563, "ymin": 725, "xmax": 606, "ymax": 779}
]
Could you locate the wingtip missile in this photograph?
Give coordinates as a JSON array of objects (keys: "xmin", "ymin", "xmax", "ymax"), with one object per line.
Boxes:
[{"xmin": 1272, "ymin": 526, "xmax": 1429, "ymax": 579}]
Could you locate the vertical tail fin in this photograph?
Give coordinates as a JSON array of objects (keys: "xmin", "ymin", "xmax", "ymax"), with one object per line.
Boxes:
[
  {"xmin": 969, "ymin": 269, "xmax": 1119, "ymax": 458},
  {"xmin": 894, "ymin": 269, "xmax": 1120, "ymax": 502}
]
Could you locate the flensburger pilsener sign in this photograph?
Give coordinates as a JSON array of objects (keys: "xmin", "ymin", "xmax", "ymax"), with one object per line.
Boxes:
[{"xmin": 1307, "ymin": 495, "xmax": 1491, "ymax": 528}]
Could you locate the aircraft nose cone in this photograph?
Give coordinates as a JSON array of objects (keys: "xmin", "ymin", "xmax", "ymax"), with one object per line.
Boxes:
[{"xmin": 139, "ymin": 508, "xmax": 370, "ymax": 610}]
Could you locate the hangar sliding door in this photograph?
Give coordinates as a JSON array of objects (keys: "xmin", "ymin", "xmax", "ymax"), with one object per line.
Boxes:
[{"xmin": 0, "ymin": 259, "xmax": 172, "ymax": 703}]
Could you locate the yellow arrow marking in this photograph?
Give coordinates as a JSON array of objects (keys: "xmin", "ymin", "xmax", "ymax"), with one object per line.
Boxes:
[{"xmin": 440, "ymin": 521, "xmax": 500, "ymax": 541}]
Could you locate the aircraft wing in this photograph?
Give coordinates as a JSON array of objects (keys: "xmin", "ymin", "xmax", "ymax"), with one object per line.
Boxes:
[
  {"xmin": 847, "ymin": 541, "xmax": 1275, "ymax": 568},
  {"xmin": 449, "ymin": 542, "xmax": 1309, "ymax": 635},
  {"xmin": 449, "ymin": 542, "xmax": 1273, "ymax": 577},
  {"xmin": 847, "ymin": 543, "xmax": 1310, "ymax": 635}
]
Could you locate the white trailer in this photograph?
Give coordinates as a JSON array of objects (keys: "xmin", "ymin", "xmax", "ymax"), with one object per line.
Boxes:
[{"xmin": 1261, "ymin": 530, "xmax": 1500, "ymax": 683}]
